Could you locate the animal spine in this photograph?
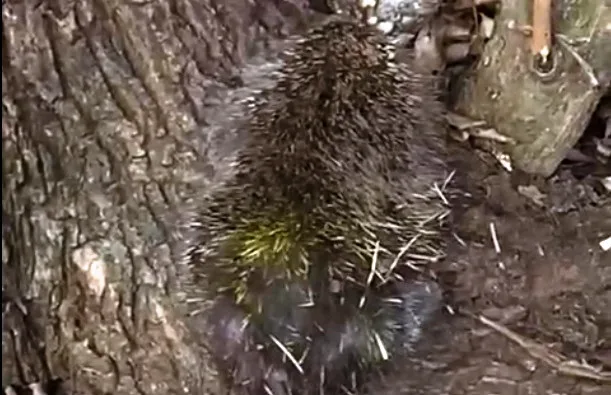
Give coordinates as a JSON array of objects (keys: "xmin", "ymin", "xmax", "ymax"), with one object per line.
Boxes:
[{"xmin": 183, "ymin": 16, "xmax": 450, "ymax": 395}]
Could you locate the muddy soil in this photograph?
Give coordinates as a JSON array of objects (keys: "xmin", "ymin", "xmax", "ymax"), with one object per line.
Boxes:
[{"xmin": 381, "ymin": 142, "xmax": 611, "ymax": 395}]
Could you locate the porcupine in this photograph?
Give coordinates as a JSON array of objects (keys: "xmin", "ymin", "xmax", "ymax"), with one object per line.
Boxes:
[{"xmin": 182, "ymin": 15, "xmax": 451, "ymax": 395}]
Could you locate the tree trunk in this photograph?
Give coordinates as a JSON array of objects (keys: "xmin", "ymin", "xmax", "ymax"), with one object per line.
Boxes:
[
  {"xmin": 453, "ymin": 0, "xmax": 611, "ymax": 176},
  {"xmin": 1, "ymin": 1, "xmax": 312, "ymax": 393}
]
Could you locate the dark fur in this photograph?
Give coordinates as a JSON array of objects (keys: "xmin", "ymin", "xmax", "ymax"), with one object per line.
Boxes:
[{"xmin": 183, "ymin": 17, "xmax": 449, "ymax": 395}]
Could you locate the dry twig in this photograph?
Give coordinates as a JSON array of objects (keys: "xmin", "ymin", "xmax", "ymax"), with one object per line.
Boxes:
[
  {"xmin": 465, "ymin": 311, "xmax": 611, "ymax": 383},
  {"xmin": 531, "ymin": 0, "xmax": 553, "ymax": 62}
]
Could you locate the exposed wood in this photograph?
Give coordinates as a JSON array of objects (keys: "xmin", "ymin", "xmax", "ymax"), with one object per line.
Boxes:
[
  {"xmin": 531, "ymin": 0, "xmax": 552, "ymax": 60},
  {"xmin": 453, "ymin": 0, "xmax": 611, "ymax": 176}
]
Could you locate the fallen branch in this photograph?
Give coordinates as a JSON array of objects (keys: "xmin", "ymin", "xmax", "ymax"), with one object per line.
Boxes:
[{"xmin": 464, "ymin": 311, "xmax": 611, "ymax": 383}]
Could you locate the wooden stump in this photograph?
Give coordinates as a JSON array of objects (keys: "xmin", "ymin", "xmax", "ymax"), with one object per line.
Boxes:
[{"xmin": 454, "ymin": 0, "xmax": 611, "ymax": 176}]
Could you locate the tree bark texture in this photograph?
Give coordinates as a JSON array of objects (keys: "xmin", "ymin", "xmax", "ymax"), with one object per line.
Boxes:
[
  {"xmin": 1, "ymin": 1, "xmax": 318, "ymax": 393},
  {"xmin": 453, "ymin": 0, "xmax": 611, "ymax": 176}
]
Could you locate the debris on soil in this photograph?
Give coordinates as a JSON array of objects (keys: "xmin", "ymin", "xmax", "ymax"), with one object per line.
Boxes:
[
  {"xmin": 445, "ymin": 111, "xmax": 515, "ymax": 145},
  {"xmin": 428, "ymin": 139, "xmax": 611, "ymax": 395},
  {"xmin": 466, "ymin": 312, "xmax": 611, "ymax": 383},
  {"xmin": 573, "ymin": 97, "xmax": 611, "ymax": 166},
  {"xmin": 516, "ymin": 185, "xmax": 547, "ymax": 207}
]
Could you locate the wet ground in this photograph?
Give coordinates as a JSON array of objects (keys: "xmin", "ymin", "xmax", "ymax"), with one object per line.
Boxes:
[{"xmin": 389, "ymin": 139, "xmax": 611, "ymax": 395}]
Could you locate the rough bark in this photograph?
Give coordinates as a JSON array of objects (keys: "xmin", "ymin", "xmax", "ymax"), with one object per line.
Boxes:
[
  {"xmin": 1, "ymin": 1, "xmax": 316, "ymax": 393},
  {"xmin": 453, "ymin": 0, "xmax": 611, "ymax": 176}
]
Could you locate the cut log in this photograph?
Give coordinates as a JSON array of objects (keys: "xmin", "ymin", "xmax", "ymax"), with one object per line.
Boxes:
[{"xmin": 453, "ymin": 0, "xmax": 611, "ymax": 176}]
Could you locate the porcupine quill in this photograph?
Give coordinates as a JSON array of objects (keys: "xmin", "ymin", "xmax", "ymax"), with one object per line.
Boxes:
[{"xmin": 182, "ymin": 15, "xmax": 451, "ymax": 395}]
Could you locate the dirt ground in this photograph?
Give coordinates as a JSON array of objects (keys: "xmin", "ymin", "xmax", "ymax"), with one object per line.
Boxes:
[{"xmin": 379, "ymin": 139, "xmax": 611, "ymax": 395}]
